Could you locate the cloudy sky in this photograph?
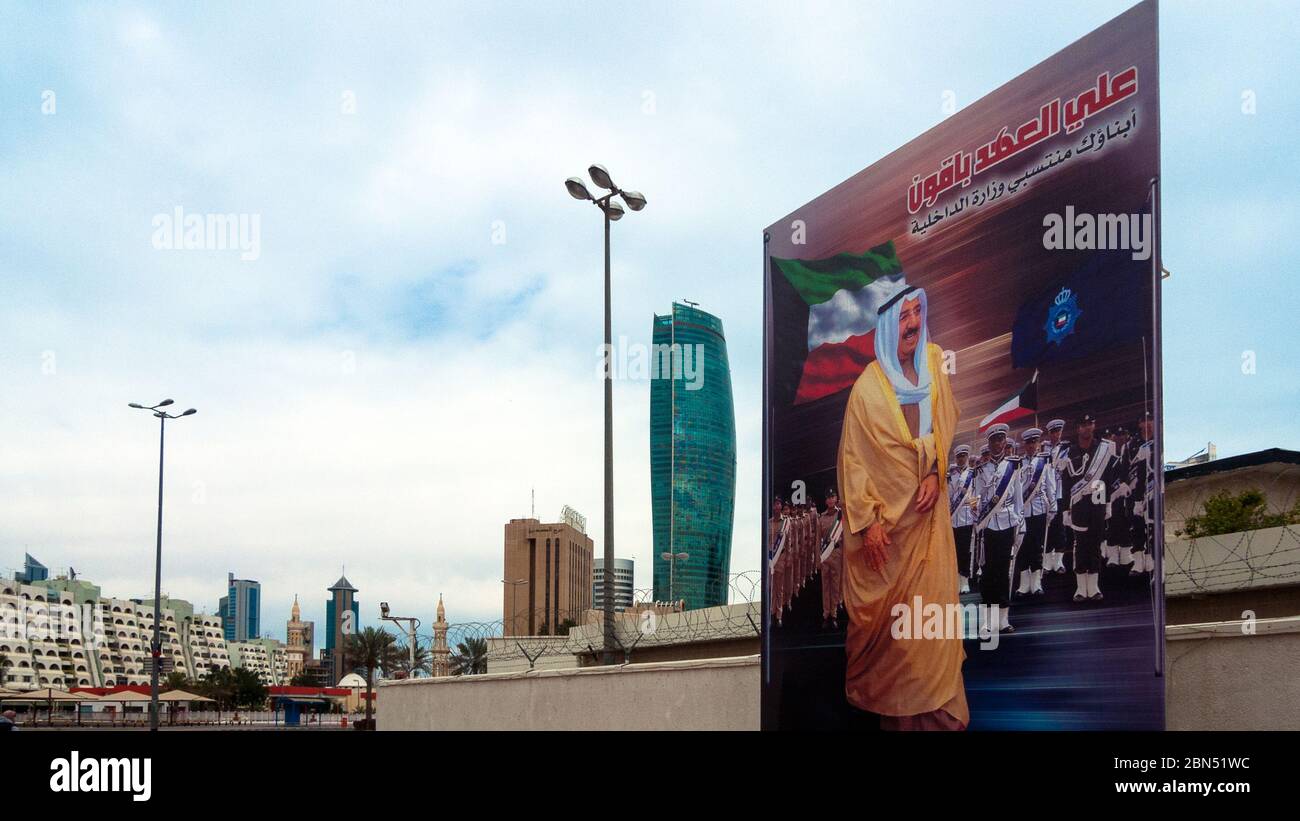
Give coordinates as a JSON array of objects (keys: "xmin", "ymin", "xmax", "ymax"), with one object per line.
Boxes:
[{"xmin": 2, "ymin": 1, "xmax": 1296, "ymax": 639}]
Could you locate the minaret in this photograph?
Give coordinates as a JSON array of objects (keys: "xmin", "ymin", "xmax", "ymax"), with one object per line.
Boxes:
[
  {"xmin": 432, "ymin": 594, "xmax": 450, "ymax": 677},
  {"xmin": 286, "ymin": 594, "xmax": 306, "ymax": 680}
]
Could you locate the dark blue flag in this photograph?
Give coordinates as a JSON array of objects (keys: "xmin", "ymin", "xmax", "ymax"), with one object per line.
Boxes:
[{"xmin": 1011, "ymin": 246, "xmax": 1148, "ymax": 369}]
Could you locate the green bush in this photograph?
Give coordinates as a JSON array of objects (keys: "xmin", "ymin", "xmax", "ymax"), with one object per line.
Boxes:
[{"xmin": 1180, "ymin": 488, "xmax": 1300, "ymax": 539}]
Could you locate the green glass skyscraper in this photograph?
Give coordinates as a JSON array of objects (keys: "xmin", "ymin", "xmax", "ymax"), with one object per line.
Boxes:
[{"xmin": 650, "ymin": 303, "xmax": 736, "ymax": 610}]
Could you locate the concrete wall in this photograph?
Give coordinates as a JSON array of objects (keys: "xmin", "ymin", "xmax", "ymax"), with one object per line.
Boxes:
[
  {"xmin": 381, "ymin": 626, "xmax": 1300, "ymax": 730},
  {"xmin": 1166, "ymin": 617, "xmax": 1300, "ymax": 730},
  {"xmin": 1165, "ymin": 526, "xmax": 1300, "ymax": 597},
  {"xmin": 378, "ymin": 655, "xmax": 759, "ymax": 731}
]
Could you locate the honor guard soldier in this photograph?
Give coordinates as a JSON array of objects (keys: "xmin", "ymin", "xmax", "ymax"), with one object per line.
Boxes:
[
  {"xmin": 1061, "ymin": 413, "xmax": 1117, "ymax": 602},
  {"xmin": 974, "ymin": 423, "xmax": 1024, "ymax": 633},
  {"xmin": 1014, "ymin": 428, "xmax": 1057, "ymax": 597},
  {"xmin": 1130, "ymin": 412, "xmax": 1157, "ymax": 576},
  {"xmin": 1044, "ymin": 418, "xmax": 1070, "ymax": 573},
  {"xmin": 948, "ymin": 445, "xmax": 977, "ymax": 594},
  {"xmin": 1105, "ymin": 426, "xmax": 1136, "ymax": 568},
  {"xmin": 804, "ymin": 502, "xmax": 820, "ymax": 590},
  {"xmin": 819, "ymin": 488, "xmax": 845, "ymax": 627},
  {"xmin": 768, "ymin": 496, "xmax": 789, "ymax": 625}
]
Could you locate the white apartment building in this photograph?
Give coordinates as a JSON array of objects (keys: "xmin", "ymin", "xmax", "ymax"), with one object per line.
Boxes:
[
  {"xmin": 183, "ymin": 613, "xmax": 231, "ymax": 679},
  {"xmin": 137, "ymin": 605, "xmax": 193, "ymax": 681},
  {"xmin": 227, "ymin": 638, "xmax": 288, "ymax": 685},
  {"xmin": 0, "ymin": 577, "xmax": 234, "ymax": 692},
  {"xmin": 101, "ymin": 598, "xmax": 149, "ymax": 687}
]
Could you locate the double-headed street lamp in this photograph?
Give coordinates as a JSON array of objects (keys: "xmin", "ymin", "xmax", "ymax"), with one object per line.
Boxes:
[
  {"xmin": 565, "ymin": 164, "xmax": 646, "ymax": 665},
  {"xmin": 128, "ymin": 398, "xmax": 197, "ymax": 732}
]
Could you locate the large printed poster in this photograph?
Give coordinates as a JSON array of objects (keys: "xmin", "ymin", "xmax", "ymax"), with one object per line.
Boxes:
[{"xmin": 762, "ymin": 0, "xmax": 1163, "ymax": 730}]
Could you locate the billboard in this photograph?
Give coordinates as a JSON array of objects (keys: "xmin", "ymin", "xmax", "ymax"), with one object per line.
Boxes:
[{"xmin": 762, "ymin": 0, "xmax": 1163, "ymax": 730}]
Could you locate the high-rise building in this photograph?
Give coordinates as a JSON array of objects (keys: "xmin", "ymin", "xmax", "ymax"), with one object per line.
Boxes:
[
  {"xmin": 15, "ymin": 553, "xmax": 48, "ymax": 584},
  {"xmin": 593, "ymin": 557, "xmax": 635, "ymax": 612},
  {"xmin": 650, "ymin": 303, "xmax": 736, "ymax": 610},
  {"xmin": 503, "ymin": 517, "xmax": 593, "ymax": 636},
  {"xmin": 219, "ymin": 572, "xmax": 260, "ymax": 643},
  {"xmin": 324, "ymin": 574, "xmax": 359, "ymax": 684}
]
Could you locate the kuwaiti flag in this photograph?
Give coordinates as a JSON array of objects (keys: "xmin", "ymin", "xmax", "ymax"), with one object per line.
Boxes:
[
  {"xmin": 978, "ymin": 371, "xmax": 1039, "ymax": 432},
  {"xmin": 771, "ymin": 241, "xmax": 908, "ymax": 405}
]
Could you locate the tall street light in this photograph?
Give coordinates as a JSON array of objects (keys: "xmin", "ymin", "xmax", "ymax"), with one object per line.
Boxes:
[
  {"xmin": 501, "ymin": 578, "xmax": 527, "ymax": 636},
  {"xmin": 565, "ymin": 164, "xmax": 646, "ymax": 664},
  {"xmin": 129, "ymin": 399, "xmax": 197, "ymax": 731},
  {"xmin": 661, "ymin": 551, "xmax": 689, "ymax": 606}
]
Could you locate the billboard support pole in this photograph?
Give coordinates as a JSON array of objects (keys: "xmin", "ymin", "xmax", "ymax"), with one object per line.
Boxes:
[
  {"xmin": 761, "ymin": 231, "xmax": 771, "ymax": 691},
  {"xmin": 1149, "ymin": 175, "xmax": 1166, "ymax": 680}
]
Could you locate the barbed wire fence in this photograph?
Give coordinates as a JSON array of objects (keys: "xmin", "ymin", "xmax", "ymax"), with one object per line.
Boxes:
[
  {"xmin": 415, "ymin": 571, "xmax": 762, "ymax": 672},
  {"xmin": 1163, "ymin": 464, "xmax": 1300, "ymax": 596}
]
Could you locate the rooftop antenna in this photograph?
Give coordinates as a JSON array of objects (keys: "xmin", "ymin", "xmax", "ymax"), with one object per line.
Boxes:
[
  {"xmin": 683, "ymin": 299, "xmax": 699, "ymax": 308},
  {"xmin": 531, "ymin": 488, "xmax": 535, "ymax": 518}
]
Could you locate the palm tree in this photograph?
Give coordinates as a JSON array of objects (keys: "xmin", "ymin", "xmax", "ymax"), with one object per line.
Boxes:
[
  {"xmin": 162, "ymin": 671, "xmax": 191, "ymax": 691},
  {"xmin": 450, "ymin": 637, "xmax": 488, "ymax": 676},
  {"xmin": 392, "ymin": 640, "xmax": 431, "ymax": 679},
  {"xmin": 343, "ymin": 627, "xmax": 402, "ymax": 727},
  {"xmin": 196, "ymin": 667, "xmax": 236, "ymax": 722}
]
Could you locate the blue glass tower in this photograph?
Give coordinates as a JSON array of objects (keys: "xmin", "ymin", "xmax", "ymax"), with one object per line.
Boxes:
[
  {"xmin": 220, "ymin": 572, "xmax": 260, "ymax": 642},
  {"xmin": 650, "ymin": 303, "xmax": 736, "ymax": 609}
]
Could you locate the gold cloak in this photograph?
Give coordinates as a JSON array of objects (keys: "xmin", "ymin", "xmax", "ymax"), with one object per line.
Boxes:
[{"xmin": 836, "ymin": 342, "xmax": 968, "ymax": 724}]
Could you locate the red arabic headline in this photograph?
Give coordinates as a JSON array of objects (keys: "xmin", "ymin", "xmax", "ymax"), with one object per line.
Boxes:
[{"xmin": 906, "ymin": 66, "xmax": 1139, "ymax": 215}]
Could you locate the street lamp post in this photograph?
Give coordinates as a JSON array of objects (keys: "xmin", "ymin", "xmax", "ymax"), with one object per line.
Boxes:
[
  {"xmin": 129, "ymin": 399, "xmax": 197, "ymax": 732},
  {"xmin": 501, "ymin": 578, "xmax": 527, "ymax": 636},
  {"xmin": 661, "ymin": 551, "xmax": 689, "ymax": 606},
  {"xmin": 565, "ymin": 165, "xmax": 646, "ymax": 665}
]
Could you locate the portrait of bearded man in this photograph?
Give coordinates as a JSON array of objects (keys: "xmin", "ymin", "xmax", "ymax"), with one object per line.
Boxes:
[{"xmin": 836, "ymin": 285, "xmax": 967, "ymax": 731}]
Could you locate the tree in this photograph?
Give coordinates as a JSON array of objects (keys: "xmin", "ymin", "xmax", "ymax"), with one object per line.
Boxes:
[
  {"xmin": 162, "ymin": 671, "xmax": 191, "ymax": 691},
  {"xmin": 196, "ymin": 667, "xmax": 236, "ymax": 712},
  {"xmin": 450, "ymin": 637, "xmax": 488, "ymax": 676},
  {"xmin": 1180, "ymin": 488, "xmax": 1300, "ymax": 539},
  {"xmin": 343, "ymin": 627, "xmax": 402, "ymax": 727},
  {"xmin": 0, "ymin": 651, "xmax": 10, "ymax": 687},
  {"xmin": 230, "ymin": 667, "xmax": 268, "ymax": 709},
  {"xmin": 289, "ymin": 672, "xmax": 315, "ymax": 687},
  {"xmin": 392, "ymin": 640, "xmax": 431, "ymax": 679}
]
